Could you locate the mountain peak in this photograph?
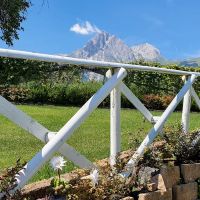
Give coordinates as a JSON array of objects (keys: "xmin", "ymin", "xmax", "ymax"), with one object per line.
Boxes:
[
  {"xmin": 70, "ymin": 32, "xmax": 162, "ymax": 63},
  {"xmin": 71, "ymin": 32, "xmax": 136, "ymax": 62},
  {"xmin": 131, "ymin": 43, "xmax": 161, "ymax": 61},
  {"xmin": 70, "ymin": 31, "xmax": 109, "ymax": 59}
]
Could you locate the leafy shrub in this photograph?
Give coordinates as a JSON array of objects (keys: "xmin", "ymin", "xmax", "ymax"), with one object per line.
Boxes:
[
  {"xmin": 0, "ymin": 86, "xmax": 30, "ymax": 102},
  {"xmin": 143, "ymin": 94, "xmax": 165, "ymax": 110},
  {"xmin": 25, "ymin": 82, "xmax": 103, "ymax": 105},
  {"xmin": 47, "ymin": 84, "xmax": 68, "ymax": 105},
  {"xmin": 0, "ymin": 57, "xmax": 82, "ymax": 85},
  {"xmin": 28, "ymin": 84, "xmax": 48, "ymax": 104},
  {"xmin": 0, "ymin": 82, "xmax": 199, "ymax": 111},
  {"xmin": 64, "ymin": 164, "xmax": 131, "ymax": 199},
  {"xmin": 163, "ymin": 128, "xmax": 200, "ymax": 164},
  {"xmin": 140, "ymin": 126, "xmax": 200, "ymax": 168},
  {"xmin": 142, "ymin": 94, "xmax": 176, "ymax": 110},
  {"xmin": 64, "ymin": 82, "xmax": 101, "ymax": 105},
  {"xmin": 50, "ymin": 178, "xmax": 71, "ymax": 197},
  {"xmin": 0, "ymin": 159, "xmax": 26, "ymax": 200}
]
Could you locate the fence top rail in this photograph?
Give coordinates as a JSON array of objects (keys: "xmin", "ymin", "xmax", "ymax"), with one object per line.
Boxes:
[{"xmin": 0, "ymin": 48, "xmax": 200, "ymax": 76}]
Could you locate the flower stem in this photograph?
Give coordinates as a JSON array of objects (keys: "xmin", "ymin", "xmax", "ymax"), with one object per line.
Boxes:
[{"xmin": 58, "ymin": 169, "xmax": 61, "ymax": 182}]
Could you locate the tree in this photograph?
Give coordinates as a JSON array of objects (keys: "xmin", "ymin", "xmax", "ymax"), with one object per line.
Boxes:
[{"xmin": 0, "ymin": 0, "xmax": 31, "ymax": 46}]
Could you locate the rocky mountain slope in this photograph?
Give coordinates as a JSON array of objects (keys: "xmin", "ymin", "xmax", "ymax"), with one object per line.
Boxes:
[
  {"xmin": 131, "ymin": 43, "xmax": 162, "ymax": 62},
  {"xmin": 70, "ymin": 31, "xmax": 163, "ymax": 63}
]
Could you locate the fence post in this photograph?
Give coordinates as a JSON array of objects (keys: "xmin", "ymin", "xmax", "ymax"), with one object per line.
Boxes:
[
  {"xmin": 181, "ymin": 76, "xmax": 192, "ymax": 133},
  {"xmin": 123, "ymin": 74, "xmax": 196, "ymax": 177},
  {"xmin": 111, "ymin": 68, "xmax": 121, "ymax": 166},
  {"xmin": 107, "ymin": 69, "xmax": 121, "ymax": 166}
]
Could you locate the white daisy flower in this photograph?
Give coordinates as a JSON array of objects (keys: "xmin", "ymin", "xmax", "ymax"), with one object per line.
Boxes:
[
  {"xmin": 81, "ymin": 169, "xmax": 99, "ymax": 187},
  {"xmin": 50, "ymin": 156, "xmax": 66, "ymax": 171}
]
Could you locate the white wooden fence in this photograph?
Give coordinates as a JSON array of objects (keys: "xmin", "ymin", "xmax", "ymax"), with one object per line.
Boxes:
[{"xmin": 0, "ymin": 48, "xmax": 200, "ymax": 195}]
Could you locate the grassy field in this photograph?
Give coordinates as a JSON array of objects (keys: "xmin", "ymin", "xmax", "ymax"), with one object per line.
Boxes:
[{"xmin": 0, "ymin": 105, "xmax": 199, "ymax": 182}]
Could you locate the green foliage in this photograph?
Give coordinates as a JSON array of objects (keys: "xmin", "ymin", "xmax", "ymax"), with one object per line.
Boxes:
[
  {"xmin": 126, "ymin": 61, "xmax": 200, "ymax": 96},
  {"xmin": 0, "ymin": 57, "xmax": 82, "ymax": 85},
  {"xmin": 163, "ymin": 127, "xmax": 200, "ymax": 164},
  {"xmin": 140, "ymin": 126, "xmax": 200, "ymax": 168},
  {"xmin": 26, "ymin": 82, "xmax": 103, "ymax": 105},
  {"xmin": 1, "ymin": 58, "xmax": 200, "ymax": 110},
  {"xmin": 0, "ymin": 0, "xmax": 31, "ymax": 46},
  {"xmin": 142, "ymin": 94, "xmax": 173, "ymax": 110},
  {"xmin": 0, "ymin": 85, "xmax": 29, "ymax": 102},
  {"xmin": 50, "ymin": 177, "xmax": 71, "ymax": 197},
  {"xmin": 1, "ymin": 82, "xmax": 200, "ymax": 111},
  {"xmin": 0, "ymin": 105, "xmax": 200, "ymax": 198}
]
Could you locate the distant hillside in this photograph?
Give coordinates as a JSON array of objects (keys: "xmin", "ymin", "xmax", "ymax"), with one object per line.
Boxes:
[{"xmin": 179, "ymin": 58, "xmax": 200, "ymax": 67}]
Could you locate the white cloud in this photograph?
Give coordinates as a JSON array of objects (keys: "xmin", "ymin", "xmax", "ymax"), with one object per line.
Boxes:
[{"xmin": 70, "ymin": 21, "xmax": 101, "ymax": 35}]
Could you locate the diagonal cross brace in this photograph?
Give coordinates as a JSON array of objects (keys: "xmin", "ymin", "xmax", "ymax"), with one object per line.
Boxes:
[
  {"xmin": 120, "ymin": 83, "xmax": 154, "ymax": 123},
  {"xmin": 0, "ymin": 96, "xmax": 95, "ymax": 169},
  {"xmin": 181, "ymin": 86, "xmax": 200, "ymax": 133},
  {"xmin": 122, "ymin": 74, "xmax": 197, "ymax": 177},
  {"xmin": 191, "ymin": 87, "xmax": 200, "ymax": 110},
  {"xmin": 7, "ymin": 67, "xmax": 127, "ymax": 193}
]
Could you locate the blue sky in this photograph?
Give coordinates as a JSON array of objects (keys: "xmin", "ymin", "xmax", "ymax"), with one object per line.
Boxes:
[{"xmin": 0, "ymin": 0, "xmax": 200, "ymax": 60}]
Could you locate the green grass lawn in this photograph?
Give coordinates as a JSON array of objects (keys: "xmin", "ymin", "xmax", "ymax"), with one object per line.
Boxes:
[{"xmin": 0, "ymin": 105, "xmax": 199, "ymax": 182}]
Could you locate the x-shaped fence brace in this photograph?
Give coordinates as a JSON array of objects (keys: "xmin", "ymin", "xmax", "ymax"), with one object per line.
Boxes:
[{"xmin": 0, "ymin": 49, "xmax": 200, "ymax": 197}]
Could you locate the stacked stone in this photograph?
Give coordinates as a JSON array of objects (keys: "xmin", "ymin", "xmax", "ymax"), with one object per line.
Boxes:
[{"xmin": 138, "ymin": 163, "xmax": 200, "ymax": 200}]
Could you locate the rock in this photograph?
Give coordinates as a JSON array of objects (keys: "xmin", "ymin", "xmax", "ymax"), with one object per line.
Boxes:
[
  {"xmin": 172, "ymin": 182, "xmax": 198, "ymax": 200},
  {"xmin": 70, "ymin": 32, "xmax": 163, "ymax": 63},
  {"xmin": 70, "ymin": 31, "xmax": 136, "ymax": 63},
  {"xmin": 138, "ymin": 167, "xmax": 159, "ymax": 186},
  {"xmin": 120, "ymin": 197, "xmax": 134, "ymax": 200},
  {"xmin": 147, "ymin": 183, "xmax": 157, "ymax": 192},
  {"xmin": 138, "ymin": 188, "xmax": 172, "ymax": 200},
  {"xmin": 131, "ymin": 43, "xmax": 162, "ymax": 62},
  {"xmin": 151, "ymin": 166, "xmax": 180, "ymax": 191},
  {"xmin": 109, "ymin": 194, "xmax": 123, "ymax": 200},
  {"xmin": 181, "ymin": 163, "xmax": 200, "ymax": 183}
]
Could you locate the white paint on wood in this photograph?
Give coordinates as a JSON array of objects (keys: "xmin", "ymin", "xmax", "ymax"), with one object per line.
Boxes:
[
  {"xmin": 0, "ymin": 96, "xmax": 95, "ymax": 169},
  {"xmin": 12, "ymin": 68, "xmax": 127, "ymax": 191},
  {"xmin": 0, "ymin": 96, "xmax": 48, "ymax": 141},
  {"xmin": 122, "ymin": 74, "xmax": 196, "ymax": 177},
  {"xmin": 0, "ymin": 48, "xmax": 200, "ymax": 76},
  {"xmin": 120, "ymin": 83, "xmax": 154, "ymax": 123},
  {"xmin": 191, "ymin": 87, "xmax": 200, "ymax": 110},
  {"xmin": 47, "ymin": 132, "xmax": 95, "ymax": 169},
  {"xmin": 152, "ymin": 116, "xmax": 161, "ymax": 123},
  {"xmin": 181, "ymin": 76, "xmax": 192, "ymax": 133},
  {"xmin": 0, "ymin": 47, "xmax": 200, "ymax": 195},
  {"xmin": 109, "ymin": 69, "xmax": 121, "ymax": 166}
]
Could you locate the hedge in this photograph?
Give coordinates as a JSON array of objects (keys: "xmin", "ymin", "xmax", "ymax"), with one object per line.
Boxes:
[
  {"xmin": 1, "ymin": 57, "xmax": 200, "ymax": 110},
  {"xmin": 1, "ymin": 82, "xmax": 200, "ymax": 111}
]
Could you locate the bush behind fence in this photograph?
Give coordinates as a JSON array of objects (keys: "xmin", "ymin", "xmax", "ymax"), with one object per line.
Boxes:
[
  {"xmin": 1, "ymin": 82, "xmax": 199, "ymax": 111},
  {"xmin": 1, "ymin": 58, "xmax": 200, "ymax": 110}
]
